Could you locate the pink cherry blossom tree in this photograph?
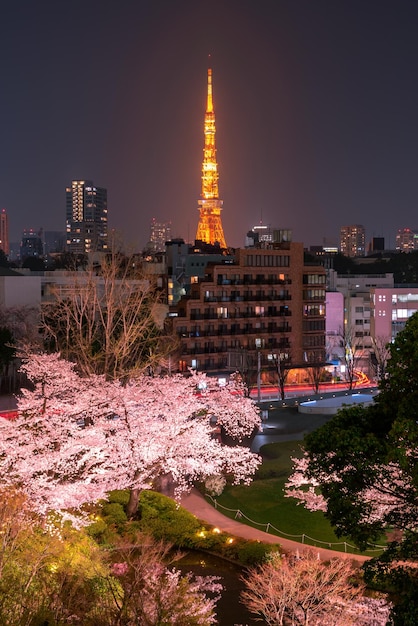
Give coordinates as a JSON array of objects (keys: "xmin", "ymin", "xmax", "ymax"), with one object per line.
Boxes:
[
  {"xmin": 240, "ymin": 550, "xmax": 391, "ymax": 626},
  {"xmin": 0, "ymin": 354, "xmax": 261, "ymax": 518},
  {"xmin": 285, "ymin": 452, "xmax": 415, "ymax": 528},
  {"xmin": 105, "ymin": 535, "xmax": 223, "ymax": 625}
]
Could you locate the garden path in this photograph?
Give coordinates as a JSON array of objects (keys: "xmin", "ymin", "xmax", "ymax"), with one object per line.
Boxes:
[{"xmin": 180, "ymin": 488, "xmax": 370, "ymax": 563}]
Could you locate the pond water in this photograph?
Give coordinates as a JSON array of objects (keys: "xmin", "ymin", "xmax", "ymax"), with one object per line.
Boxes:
[{"xmin": 177, "ymin": 550, "xmax": 266, "ymax": 625}]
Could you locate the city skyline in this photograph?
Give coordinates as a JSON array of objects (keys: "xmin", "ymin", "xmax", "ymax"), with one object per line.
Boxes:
[{"xmin": 2, "ymin": 1, "xmax": 418, "ymax": 250}]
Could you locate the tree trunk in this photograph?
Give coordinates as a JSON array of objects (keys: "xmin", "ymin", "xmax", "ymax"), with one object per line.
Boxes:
[{"xmin": 126, "ymin": 488, "xmax": 140, "ymax": 518}]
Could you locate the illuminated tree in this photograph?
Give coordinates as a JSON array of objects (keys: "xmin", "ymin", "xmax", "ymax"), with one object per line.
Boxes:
[
  {"xmin": 0, "ymin": 354, "xmax": 261, "ymax": 518},
  {"xmin": 338, "ymin": 324, "xmax": 365, "ymax": 390},
  {"xmin": 104, "ymin": 535, "xmax": 222, "ymax": 625},
  {"xmin": 0, "ymin": 487, "xmax": 107, "ymax": 626},
  {"xmin": 306, "ymin": 360, "xmax": 327, "ymax": 394},
  {"xmin": 369, "ymin": 335, "xmax": 391, "ymax": 382},
  {"xmin": 41, "ymin": 248, "xmax": 177, "ymax": 381},
  {"xmin": 286, "ymin": 313, "xmax": 418, "ymax": 624},
  {"xmin": 240, "ymin": 551, "xmax": 390, "ymax": 625},
  {"xmin": 0, "ymin": 488, "xmax": 223, "ymax": 626}
]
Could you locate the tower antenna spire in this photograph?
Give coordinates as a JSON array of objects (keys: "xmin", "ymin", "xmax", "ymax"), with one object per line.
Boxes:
[{"xmin": 195, "ymin": 65, "xmax": 227, "ymax": 248}]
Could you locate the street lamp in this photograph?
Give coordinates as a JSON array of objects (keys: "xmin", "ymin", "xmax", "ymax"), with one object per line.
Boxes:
[{"xmin": 255, "ymin": 338, "xmax": 262, "ymax": 403}]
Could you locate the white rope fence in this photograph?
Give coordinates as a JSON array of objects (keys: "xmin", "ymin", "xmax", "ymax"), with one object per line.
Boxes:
[{"xmin": 206, "ymin": 494, "xmax": 385, "ymax": 554}]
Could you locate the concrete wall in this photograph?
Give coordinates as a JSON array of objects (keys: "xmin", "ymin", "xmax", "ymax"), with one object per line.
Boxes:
[{"xmin": 0, "ymin": 275, "xmax": 41, "ymax": 308}]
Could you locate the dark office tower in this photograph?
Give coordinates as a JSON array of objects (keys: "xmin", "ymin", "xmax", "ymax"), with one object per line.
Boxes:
[
  {"xmin": 20, "ymin": 229, "xmax": 43, "ymax": 260},
  {"xmin": 66, "ymin": 180, "xmax": 108, "ymax": 254},
  {"xmin": 0, "ymin": 208, "xmax": 9, "ymax": 255},
  {"xmin": 368, "ymin": 237, "xmax": 385, "ymax": 254}
]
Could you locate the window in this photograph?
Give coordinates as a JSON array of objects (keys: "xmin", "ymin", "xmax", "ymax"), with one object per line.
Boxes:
[{"xmin": 303, "ymin": 274, "xmax": 326, "ymax": 285}]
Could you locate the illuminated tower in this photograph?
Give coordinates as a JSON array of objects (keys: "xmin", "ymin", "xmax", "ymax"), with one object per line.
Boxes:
[{"xmin": 195, "ymin": 68, "xmax": 227, "ymax": 249}]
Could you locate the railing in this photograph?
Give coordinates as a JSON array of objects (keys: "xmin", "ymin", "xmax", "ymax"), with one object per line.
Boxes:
[
  {"xmin": 188, "ymin": 310, "xmax": 293, "ymax": 321},
  {"xmin": 206, "ymin": 495, "xmax": 385, "ymax": 555},
  {"xmin": 202, "ymin": 295, "xmax": 292, "ymax": 303}
]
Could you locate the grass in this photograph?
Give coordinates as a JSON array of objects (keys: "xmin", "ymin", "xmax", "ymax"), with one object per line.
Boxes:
[{"xmin": 212, "ymin": 441, "xmax": 384, "ymax": 556}]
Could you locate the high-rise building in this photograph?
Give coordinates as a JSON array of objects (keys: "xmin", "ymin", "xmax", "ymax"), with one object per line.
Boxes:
[
  {"xmin": 340, "ymin": 225, "xmax": 365, "ymax": 257},
  {"xmin": 145, "ymin": 218, "xmax": 171, "ymax": 253},
  {"xmin": 195, "ymin": 68, "xmax": 227, "ymax": 249},
  {"xmin": 66, "ymin": 180, "xmax": 108, "ymax": 254},
  {"xmin": 0, "ymin": 209, "xmax": 9, "ymax": 256},
  {"xmin": 368, "ymin": 237, "xmax": 385, "ymax": 254},
  {"xmin": 395, "ymin": 227, "xmax": 418, "ymax": 251},
  {"xmin": 20, "ymin": 229, "xmax": 44, "ymax": 260}
]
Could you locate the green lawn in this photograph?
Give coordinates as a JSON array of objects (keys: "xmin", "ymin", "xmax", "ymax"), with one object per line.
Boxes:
[{"xmin": 212, "ymin": 441, "xmax": 384, "ymax": 556}]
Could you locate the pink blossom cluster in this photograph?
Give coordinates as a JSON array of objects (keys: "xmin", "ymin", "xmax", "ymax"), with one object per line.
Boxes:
[{"xmin": 0, "ymin": 354, "xmax": 261, "ymax": 516}]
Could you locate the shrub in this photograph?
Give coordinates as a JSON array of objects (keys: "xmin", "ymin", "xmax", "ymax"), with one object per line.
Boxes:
[
  {"xmin": 236, "ymin": 540, "xmax": 279, "ymax": 565},
  {"xmin": 101, "ymin": 502, "xmax": 127, "ymax": 527},
  {"xmin": 86, "ymin": 518, "xmax": 108, "ymax": 540},
  {"xmin": 138, "ymin": 491, "xmax": 202, "ymax": 547},
  {"xmin": 107, "ymin": 490, "xmax": 130, "ymax": 507},
  {"xmin": 205, "ymin": 475, "xmax": 227, "ymax": 496}
]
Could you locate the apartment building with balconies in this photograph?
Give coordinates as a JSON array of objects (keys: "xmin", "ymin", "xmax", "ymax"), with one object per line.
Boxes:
[{"xmin": 171, "ymin": 242, "xmax": 326, "ymax": 378}]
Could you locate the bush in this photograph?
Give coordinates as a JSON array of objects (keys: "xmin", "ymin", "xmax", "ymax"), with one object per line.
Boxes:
[
  {"xmin": 236, "ymin": 540, "xmax": 279, "ymax": 565},
  {"xmin": 205, "ymin": 475, "xmax": 227, "ymax": 496},
  {"xmin": 107, "ymin": 490, "xmax": 130, "ymax": 507},
  {"xmin": 89, "ymin": 490, "xmax": 283, "ymax": 567},
  {"xmin": 101, "ymin": 502, "xmax": 127, "ymax": 527},
  {"xmin": 86, "ymin": 518, "xmax": 108, "ymax": 541},
  {"xmin": 138, "ymin": 491, "xmax": 202, "ymax": 548}
]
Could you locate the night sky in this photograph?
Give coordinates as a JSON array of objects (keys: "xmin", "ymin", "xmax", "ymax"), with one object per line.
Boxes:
[{"xmin": 2, "ymin": 0, "xmax": 418, "ymax": 251}]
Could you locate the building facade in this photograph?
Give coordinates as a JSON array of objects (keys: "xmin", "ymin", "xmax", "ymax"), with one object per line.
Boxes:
[
  {"xmin": 66, "ymin": 180, "xmax": 108, "ymax": 254},
  {"xmin": 20, "ymin": 229, "xmax": 44, "ymax": 261},
  {"xmin": 371, "ymin": 287, "xmax": 418, "ymax": 343},
  {"xmin": 144, "ymin": 218, "xmax": 172, "ymax": 254},
  {"xmin": 340, "ymin": 224, "xmax": 366, "ymax": 257},
  {"xmin": 171, "ymin": 242, "xmax": 326, "ymax": 377},
  {"xmin": 395, "ymin": 227, "xmax": 418, "ymax": 251},
  {"xmin": 326, "ymin": 269, "xmax": 394, "ymax": 375}
]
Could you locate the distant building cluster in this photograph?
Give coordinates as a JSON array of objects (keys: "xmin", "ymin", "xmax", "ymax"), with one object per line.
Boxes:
[{"xmin": 2, "ymin": 66, "xmax": 418, "ymax": 388}]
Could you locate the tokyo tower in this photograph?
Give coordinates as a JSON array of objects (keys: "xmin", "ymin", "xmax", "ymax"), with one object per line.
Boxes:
[{"xmin": 195, "ymin": 67, "xmax": 227, "ymax": 249}]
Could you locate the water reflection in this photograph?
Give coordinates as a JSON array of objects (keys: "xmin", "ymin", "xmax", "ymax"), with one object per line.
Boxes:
[{"xmin": 177, "ymin": 550, "xmax": 264, "ymax": 625}]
